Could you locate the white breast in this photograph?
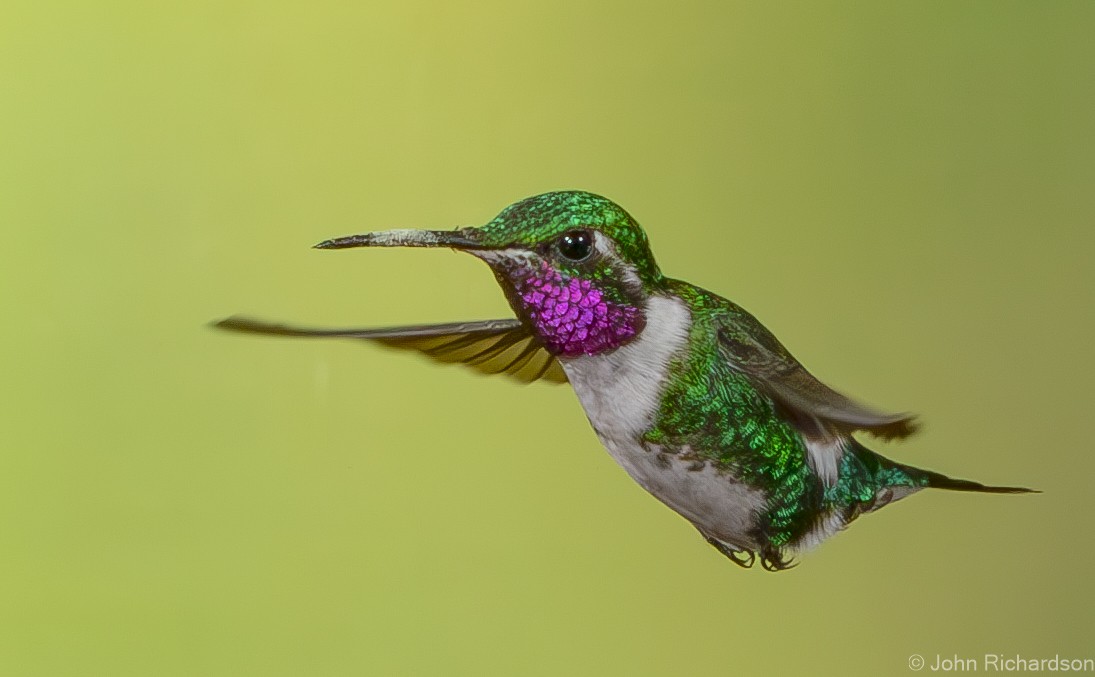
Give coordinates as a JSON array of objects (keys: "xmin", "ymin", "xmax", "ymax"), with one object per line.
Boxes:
[
  {"xmin": 560, "ymin": 295, "xmax": 690, "ymax": 439},
  {"xmin": 560, "ymin": 295, "xmax": 766, "ymax": 548}
]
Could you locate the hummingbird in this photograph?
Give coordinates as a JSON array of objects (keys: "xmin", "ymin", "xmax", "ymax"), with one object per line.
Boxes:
[{"xmin": 216, "ymin": 191, "xmax": 1034, "ymax": 570}]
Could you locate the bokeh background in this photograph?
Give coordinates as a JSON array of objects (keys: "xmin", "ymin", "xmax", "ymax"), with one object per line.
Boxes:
[{"xmin": 2, "ymin": 2, "xmax": 1093, "ymax": 675}]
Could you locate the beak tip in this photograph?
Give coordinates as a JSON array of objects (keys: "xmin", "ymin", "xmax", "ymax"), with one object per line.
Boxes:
[{"xmin": 313, "ymin": 237, "xmax": 353, "ymax": 250}]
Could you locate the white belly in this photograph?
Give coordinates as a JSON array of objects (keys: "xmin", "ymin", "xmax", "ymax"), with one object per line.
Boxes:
[{"xmin": 560, "ymin": 295, "xmax": 766, "ymax": 549}]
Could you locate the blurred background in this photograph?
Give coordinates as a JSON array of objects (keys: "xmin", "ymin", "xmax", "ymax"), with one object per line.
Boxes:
[{"xmin": 1, "ymin": 2, "xmax": 1092, "ymax": 675}]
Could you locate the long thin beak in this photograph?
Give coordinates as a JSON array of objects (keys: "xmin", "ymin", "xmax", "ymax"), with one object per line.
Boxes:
[{"xmin": 314, "ymin": 228, "xmax": 483, "ymax": 250}]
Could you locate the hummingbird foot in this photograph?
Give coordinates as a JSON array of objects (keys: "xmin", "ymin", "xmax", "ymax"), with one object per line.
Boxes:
[
  {"xmin": 759, "ymin": 547, "xmax": 798, "ymax": 573},
  {"xmin": 697, "ymin": 528, "xmax": 798, "ymax": 572},
  {"xmin": 699, "ymin": 531, "xmax": 756, "ymax": 569}
]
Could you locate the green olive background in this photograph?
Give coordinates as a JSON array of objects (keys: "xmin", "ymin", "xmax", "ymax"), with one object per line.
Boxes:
[{"xmin": 2, "ymin": 2, "xmax": 1092, "ymax": 675}]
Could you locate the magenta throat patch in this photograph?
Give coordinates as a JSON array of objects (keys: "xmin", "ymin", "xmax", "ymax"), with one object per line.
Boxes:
[{"xmin": 511, "ymin": 263, "xmax": 642, "ymax": 357}]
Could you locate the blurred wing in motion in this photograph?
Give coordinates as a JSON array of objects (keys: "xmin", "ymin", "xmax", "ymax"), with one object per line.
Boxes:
[
  {"xmin": 716, "ymin": 309, "xmax": 917, "ymax": 440},
  {"xmin": 215, "ymin": 316, "xmax": 567, "ymax": 384}
]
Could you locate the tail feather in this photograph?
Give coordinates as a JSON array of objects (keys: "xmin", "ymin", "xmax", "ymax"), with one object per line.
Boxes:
[
  {"xmin": 800, "ymin": 442, "xmax": 1035, "ymax": 556},
  {"xmin": 916, "ymin": 469, "xmax": 1038, "ymax": 495},
  {"xmin": 831, "ymin": 441, "xmax": 1037, "ymax": 516}
]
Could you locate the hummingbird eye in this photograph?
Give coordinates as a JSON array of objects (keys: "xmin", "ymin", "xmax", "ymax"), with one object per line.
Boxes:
[{"xmin": 556, "ymin": 230, "xmax": 594, "ymax": 262}]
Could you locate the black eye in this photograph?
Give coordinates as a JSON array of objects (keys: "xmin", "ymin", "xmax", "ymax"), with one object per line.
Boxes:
[{"xmin": 556, "ymin": 230, "xmax": 593, "ymax": 262}]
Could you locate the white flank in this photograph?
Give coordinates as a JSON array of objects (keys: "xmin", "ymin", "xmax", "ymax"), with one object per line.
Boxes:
[
  {"xmin": 793, "ymin": 482, "xmax": 925, "ymax": 553},
  {"xmin": 804, "ymin": 436, "xmax": 844, "ymax": 487},
  {"xmin": 792, "ymin": 510, "xmax": 847, "ymax": 553},
  {"xmin": 793, "ymin": 437, "xmax": 847, "ymax": 552}
]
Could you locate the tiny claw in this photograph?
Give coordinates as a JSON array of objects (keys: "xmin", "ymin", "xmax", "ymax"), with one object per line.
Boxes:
[
  {"xmin": 703, "ymin": 535, "xmax": 756, "ymax": 569},
  {"xmin": 760, "ymin": 551, "xmax": 798, "ymax": 572},
  {"xmin": 726, "ymin": 549, "xmax": 756, "ymax": 569}
]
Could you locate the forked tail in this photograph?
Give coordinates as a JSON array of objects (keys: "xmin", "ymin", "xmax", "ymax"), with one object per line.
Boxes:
[
  {"xmin": 914, "ymin": 468, "xmax": 1037, "ymax": 495},
  {"xmin": 828, "ymin": 440, "xmax": 1037, "ymax": 516}
]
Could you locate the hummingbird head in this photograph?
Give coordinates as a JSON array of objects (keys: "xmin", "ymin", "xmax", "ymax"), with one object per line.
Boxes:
[{"xmin": 316, "ymin": 191, "xmax": 666, "ymax": 357}]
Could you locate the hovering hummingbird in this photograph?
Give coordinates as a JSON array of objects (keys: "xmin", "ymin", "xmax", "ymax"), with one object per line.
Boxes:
[{"xmin": 217, "ymin": 191, "xmax": 1033, "ymax": 570}]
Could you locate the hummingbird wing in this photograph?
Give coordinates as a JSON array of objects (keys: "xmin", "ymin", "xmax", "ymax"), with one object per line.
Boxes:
[
  {"xmin": 215, "ymin": 316, "xmax": 567, "ymax": 384},
  {"xmin": 715, "ymin": 308, "xmax": 917, "ymax": 440}
]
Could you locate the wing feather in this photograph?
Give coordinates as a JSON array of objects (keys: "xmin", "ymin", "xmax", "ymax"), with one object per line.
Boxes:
[
  {"xmin": 716, "ymin": 308, "xmax": 917, "ymax": 439},
  {"xmin": 215, "ymin": 316, "xmax": 567, "ymax": 384}
]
